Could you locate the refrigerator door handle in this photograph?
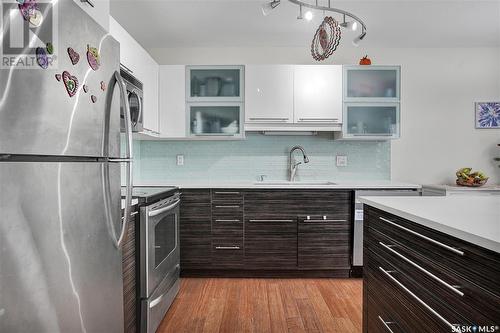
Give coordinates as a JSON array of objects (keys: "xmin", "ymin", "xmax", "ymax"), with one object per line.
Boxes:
[{"xmin": 115, "ymin": 71, "xmax": 134, "ymax": 249}]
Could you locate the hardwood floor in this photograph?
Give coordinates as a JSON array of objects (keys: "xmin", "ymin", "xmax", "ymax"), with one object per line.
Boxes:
[{"xmin": 157, "ymin": 278, "xmax": 363, "ymax": 333}]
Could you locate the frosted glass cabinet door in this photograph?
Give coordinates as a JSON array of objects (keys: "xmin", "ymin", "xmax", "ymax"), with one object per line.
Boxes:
[
  {"xmin": 343, "ymin": 103, "xmax": 400, "ymax": 139},
  {"xmin": 344, "ymin": 66, "xmax": 400, "ymax": 102},
  {"xmin": 187, "ymin": 104, "xmax": 243, "ymax": 138},
  {"xmin": 187, "ymin": 66, "xmax": 244, "ymax": 102},
  {"xmin": 294, "ymin": 65, "xmax": 343, "ymax": 123},
  {"xmin": 245, "ymin": 65, "xmax": 294, "ymax": 123}
]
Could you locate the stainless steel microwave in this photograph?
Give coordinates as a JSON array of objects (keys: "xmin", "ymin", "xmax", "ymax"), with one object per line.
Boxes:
[{"xmin": 120, "ymin": 65, "xmax": 144, "ymax": 133}]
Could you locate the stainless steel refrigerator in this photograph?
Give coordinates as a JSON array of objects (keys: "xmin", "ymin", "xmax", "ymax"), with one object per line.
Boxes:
[{"xmin": 0, "ymin": 1, "xmax": 133, "ymax": 332}]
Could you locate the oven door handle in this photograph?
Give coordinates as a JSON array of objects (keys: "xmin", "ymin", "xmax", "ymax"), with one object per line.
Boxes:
[{"xmin": 148, "ymin": 199, "xmax": 180, "ymax": 217}]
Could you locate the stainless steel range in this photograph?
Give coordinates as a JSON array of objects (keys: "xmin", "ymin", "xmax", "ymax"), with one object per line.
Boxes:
[{"xmin": 132, "ymin": 187, "xmax": 181, "ymax": 333}]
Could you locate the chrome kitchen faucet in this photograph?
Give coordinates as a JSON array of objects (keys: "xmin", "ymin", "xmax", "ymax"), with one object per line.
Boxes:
[{"xmin": 289, "ymin": 145, "xmax": 309, "ymax": 182}]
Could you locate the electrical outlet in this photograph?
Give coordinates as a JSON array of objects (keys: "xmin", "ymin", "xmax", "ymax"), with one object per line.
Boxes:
[
  {"xmin": 336, "ymin": 155, "xmax": 348, "ymax": 167},
  {"xmin": 176, "ymin": 155, "xmax": 184, "ymax": 166}
]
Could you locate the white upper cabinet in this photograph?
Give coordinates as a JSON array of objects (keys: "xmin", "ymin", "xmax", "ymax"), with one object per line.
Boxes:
[
  {"xmin": 73, "ymin": 0, "xmax": 110, "ymax": 31},
  {"xmin": 344, "ymin": 66, "xmax": 400, "ymax": 102},
  {"xmin": 245, "ymin": 65, "xmax": 294, "ymax": 124},
  {"xmin": 109, "ymin": 17, "xmax": 160, "ymax": 135},
  {"xmin": 293, "ymin": 65, "xmax": 343, "ymax": 124},
  {"xmin": 159, "ymin": 66, "xmax": 187, "ymax": 138}
]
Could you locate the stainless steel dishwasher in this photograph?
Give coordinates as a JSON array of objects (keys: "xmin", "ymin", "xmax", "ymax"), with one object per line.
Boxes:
[{"xmin": 351, "ymin": 189, "xmax": 421, "ymax": 277}]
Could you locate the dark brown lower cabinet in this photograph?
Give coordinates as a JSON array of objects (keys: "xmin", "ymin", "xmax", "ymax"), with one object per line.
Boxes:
[
  {"xmin": 245, "ymin": 219, "xmax": 298, "ymax": 269},
  {"xmin": 180, "ymin": 189, "xmax": 353, "ymax": 277},
  {"xmin": 298, "ymin": 216, "xmax": 350, "ymax": 270},
  {"xmin": 363, "ymin": 206, "xmax": 500, "ymax": 333},
  {"xmin": 180, "ymin": 190, "xmax": 212, "ymax": 269},
  {"xmin": 122, "ymin": 209, "xmax": 138, "ymax": 333}
]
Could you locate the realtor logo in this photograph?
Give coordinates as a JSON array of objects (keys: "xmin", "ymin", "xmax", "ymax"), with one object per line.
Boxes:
[{"xmin": 0, "ymin": 0, "xmax": 58, "ymax": 69}]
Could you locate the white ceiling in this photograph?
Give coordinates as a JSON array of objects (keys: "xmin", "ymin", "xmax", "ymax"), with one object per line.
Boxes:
[{"xmin": 110, "ymin": 0, "xmax": 500, "ymax": 49}]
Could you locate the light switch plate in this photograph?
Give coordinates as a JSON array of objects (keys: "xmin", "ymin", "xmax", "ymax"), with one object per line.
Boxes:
[
  {"xmin": 176, "ymin": 155, "xmax": 184, "ymax": 166},
  {"xmin": 336, "ymin": 155, "xmax": 348, "ymax": 167}
]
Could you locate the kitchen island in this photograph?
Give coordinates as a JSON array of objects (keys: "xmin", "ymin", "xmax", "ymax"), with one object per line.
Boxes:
[{"xmin": 359, "ymin": 195, "xmax": 500, "ymax": 332}]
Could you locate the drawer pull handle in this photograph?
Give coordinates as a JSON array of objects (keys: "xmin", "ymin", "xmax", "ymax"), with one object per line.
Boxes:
[
  {"xmin": 249, "ymin": 219, "xmax": 294, "ymax": 223},
  {"xmin": 215, "ymin": 246, "xmax": 240, "ymax": 250},
  {"xmin": 379, "ymin": 217, "xmax": 465, "ymax": 256},
  {"xmin": 215, "ymin": 205, "xmax": 240, "ymax": 208},
  {"xmin": 215, "ymin": 219, "xmax": 240, "ymax": 222},
  {"xmin": 378, "ymin": 316, "xmax": 396, "ymax": 333},
  {"xmin": 379, "ymin": 266, "xmax": 454, "ymax": 329},
  {"xmin": 121, "ymin": 211, "xmax": 138, "ymax": 220},
  {"xmin": 379, "ymin": 242, "xmax": 464, "ymax": 297},
  {"xmin": 304, "ymin": 219, "xmax": 347, "ymax": 223},
  {"xmin": 214, "ymin": 192, "xmax": 240, "ymax": 195}
]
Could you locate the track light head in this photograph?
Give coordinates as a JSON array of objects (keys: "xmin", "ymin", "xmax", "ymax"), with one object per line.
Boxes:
[
  {"xmin": 352, "ymin": 30, "xmax": 366, "ymax": 47},
  {"xmin": 340, "ymin": 14, "xmax": 358, "ymax": 31},
  {"xmin": 262, "ymin": 0, "xmax": 281, "ymax": 16}
]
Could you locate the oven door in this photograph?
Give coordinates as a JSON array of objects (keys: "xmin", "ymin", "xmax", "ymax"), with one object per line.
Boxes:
[{"xmin": 140, "ymin": 195, "xmax": 180, "ymax": 298}]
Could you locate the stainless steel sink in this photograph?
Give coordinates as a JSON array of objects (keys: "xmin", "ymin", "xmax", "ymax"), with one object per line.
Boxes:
[{"xmin": 253, "ymin": 181, "xmax": 338, "ymax": 186}]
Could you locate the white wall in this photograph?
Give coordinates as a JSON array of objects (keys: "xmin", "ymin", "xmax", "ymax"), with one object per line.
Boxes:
[{"xmin": 149, "ymin": 46, "xmax": 500, "ymax": 185}]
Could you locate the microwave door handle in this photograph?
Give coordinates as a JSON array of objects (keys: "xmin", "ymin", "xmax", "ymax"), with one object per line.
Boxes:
[
  {"xmin": 148, "ymin": 199, "xmax": 180, "ymax": 217},
  {"xmin": 135, "ymin": 90, "xmax": 143, "ymax": 129}
]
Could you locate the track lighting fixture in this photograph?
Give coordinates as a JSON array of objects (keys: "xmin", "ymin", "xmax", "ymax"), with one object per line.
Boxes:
[
  {"xmin": 262, "ymin": 0, "xmax": 367, "ymax": 46},
  {"xmin": 261, "ymin": 0, "xmax": 281, "ymax": 16}
]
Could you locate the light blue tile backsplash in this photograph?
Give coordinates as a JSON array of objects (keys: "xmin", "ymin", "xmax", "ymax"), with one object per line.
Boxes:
[{"xmin": 132, "ymin": 133, "xmax": 390, "ymax": 184}]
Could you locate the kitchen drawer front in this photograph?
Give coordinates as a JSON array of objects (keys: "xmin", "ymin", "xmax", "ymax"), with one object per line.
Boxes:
[
  {"xmin": 365, "ymin": 284, "xmax": 408, "ymax": 333},
  {"xmin": 366, "ymin": 207, "xmax": 500, "ymax": 297},
  {"xmin": 365, "ymin": 249, "xmax": 461, "ymax": 333},
  {"xmin": 244, "ymin": 218, "xmax": 298, "ymax": 269},
  {"xmin": 212, "ymin": 203, "xmax": 243, "ymax": 218},
  {"xmin": 298, "ymin": 216, "xmax": 351, "ymax": 269},
  {"xmin": 212, "ymin": 220, "xmax": 243, "ymax": 246},
  {"xmin": 367, "ymin": 228, "xmax": 500, "ymax": 325},
  {"xmin": 212, "ymin": 189, "xmax": 243, "ymax": 203}
]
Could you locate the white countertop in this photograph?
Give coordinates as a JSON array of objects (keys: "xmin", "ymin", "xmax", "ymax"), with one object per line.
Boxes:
[
  {"xmin": 359, "ymin": 196, "xmax": 500, "ymax": 253},
  {"xmin": 424, "ymin": 184, "xmax": 500, "ymax": 192},
  {"xmin": 134, "ymin": 180, "xmax": 421, "ymax": 190}
]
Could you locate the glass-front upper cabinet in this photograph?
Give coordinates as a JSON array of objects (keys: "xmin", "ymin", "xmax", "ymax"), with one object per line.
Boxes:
[
  {"xmin": 343, "ymin": 103, "xmax": 400, "ymax": 139},
  {"xmin": 187, "ymin": 65, "xmax": 244, "ymax": 102},
  {"xmin": 344, "ymin": 66, "xmax": 400, "ymax": 102},
  {"xmin": 187, "ymin": 103, "xmax": 244, "ymax": 138}
]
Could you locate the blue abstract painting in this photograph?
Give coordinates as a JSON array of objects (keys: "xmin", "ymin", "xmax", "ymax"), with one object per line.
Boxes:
[{"xmin": 475, "ymin": 102, "xmax": 500, "ymax": 129}]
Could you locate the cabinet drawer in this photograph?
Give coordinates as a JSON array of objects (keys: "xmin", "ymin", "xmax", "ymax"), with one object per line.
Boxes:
[
  {"xmin": 212, "ymin": 190, "xmax": 243, "ymax": 203},
  {"xmin": 212, "ymin": 220, "xmax": 243, "ymax": 247},
  {"xmin": 366, "ymin": 207, "xmax": 500, "ymax": 297},
  {"xmin": 367, "ymin": 227, "xmax": 500, "ymax": 325},
  {"xmin": 298, "ymin": 216, "xmax": 351, "ymax": 269},
  {"xmin": 212, "ymin": 203, "xmax": 243, "ymax": 217}
]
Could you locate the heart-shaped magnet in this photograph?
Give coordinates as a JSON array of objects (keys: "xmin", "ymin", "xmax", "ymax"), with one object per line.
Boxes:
[
  {"xmin": 67, "ymin": 47, "xmax": 80, "ymax": 65},
  {"xmin": 91, "ymin": 95, "xmax": 97, "ymax": 103},
  {"xmin": 87, "ymin": 45, "xmax": 100, "ymax": 71},
  {"xmin": 28, "ymin": 9, "xmax": 43, "ymax": 27},
  {"xmin": 83, "ymin": 85, "xmax": 89, "ymax": 93},
  {"xmin": 62, "ymin": 71, "xmax": 79, "ymax": 98},
  {"xmin": 55, "ymin": 73, "xmax": 62, "ymax": 81},
  {"xmin": 100, "ymin": 81, "xmax": 106, "ymax": 91},
  {"xmin": 36, "ymin": 47, "xmax": 48, "ymax": 69}
]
